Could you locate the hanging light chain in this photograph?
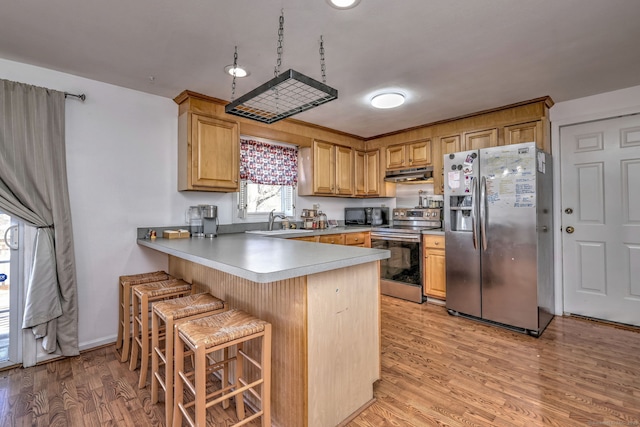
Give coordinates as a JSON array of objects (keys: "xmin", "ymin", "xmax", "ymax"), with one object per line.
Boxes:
[
  {"xmin": 319, "ymin": 36, "xmax": 327, "ymax": 83},
  {"xmin": 231, "ymin": 46, "xmax": 238, "ymax": 101},
  {"xmin": 274, "ymin": 9, "xmax": 284, "ymax": 77}
]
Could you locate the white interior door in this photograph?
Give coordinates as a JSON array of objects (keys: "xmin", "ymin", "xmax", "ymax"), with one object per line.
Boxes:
[{"xmin": 560, "ymin": 114, "xmax": 640, "ymax": 326}]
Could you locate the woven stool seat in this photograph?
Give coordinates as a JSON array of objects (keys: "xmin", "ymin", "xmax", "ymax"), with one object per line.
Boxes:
[
  {"xmin": 134, "ymin": 278, "xmax": 192, "ymax": 298},
  {"xmin": 117, "ymin": 271, "xmax": 171, "ymax": 363},
  {"xmin": 154, "ymin": 293, "xmax": 224, "ymax": 322},
  {"xmin": 130, "ymin": 278, "xmax": 193, "ymax": 389},
  {"xmin": 179, "ymin": 309, "xmax": 268, "ymax": 349},
  {"xmin": 151, "ymin": 292, "xmax": 226, "ymax": 424},
  {"xmin": 174, "ymin": 309, "xmax": 272, "ymax": 426},
  {"xmin": 121, "ymin": 270, "xmax": 169, "ymax": 286}
]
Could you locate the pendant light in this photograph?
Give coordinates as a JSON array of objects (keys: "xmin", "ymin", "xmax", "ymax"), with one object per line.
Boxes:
[{"xmin": 225, "ymin": 10, "xmax": 338, "ymax": 124}]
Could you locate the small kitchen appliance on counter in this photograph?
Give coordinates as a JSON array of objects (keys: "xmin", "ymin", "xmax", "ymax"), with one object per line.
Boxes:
[
  {"xmin": 344, "ymin": 207, "xmax": 389, "ymax": 226},
  {"xmin": 370, "ymin": 207, "xmax": 442, "ymax": 303},
  {"xmin": 186, "ymin": 206, "xmax": 204, "ymax": 237},
  {"xmin": 200, "ymin": 204, "xmax": 218, "ymax": 238}
]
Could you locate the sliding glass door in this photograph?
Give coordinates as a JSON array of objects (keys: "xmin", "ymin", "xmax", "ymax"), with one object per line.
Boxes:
[{"xmin": 0, "ymin": 212, "xmax": 22, "ymax": 368}]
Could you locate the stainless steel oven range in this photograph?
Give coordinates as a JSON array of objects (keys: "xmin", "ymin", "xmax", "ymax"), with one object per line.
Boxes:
[{"xmin": 371, "ymin": 208, "xmax": 442, "ymax": 303}]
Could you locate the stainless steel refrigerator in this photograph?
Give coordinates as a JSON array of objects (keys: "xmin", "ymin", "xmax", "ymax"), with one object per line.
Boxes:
[{"xmin": 444, "ymin": 142, "xmax": 554, "ymax": 336}]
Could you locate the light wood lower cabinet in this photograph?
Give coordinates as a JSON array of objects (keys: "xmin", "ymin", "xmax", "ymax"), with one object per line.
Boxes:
[
  {"xmin": 345, "ymin": 231, "xmax": 371, "ymax": 247},
  {"xmin": 319, "ymin": 234, "xmax": 346, "ymax": 245},
  {"xmin": 423, "ymin": 235, "xmax": 446, "ymax": 299},
  {"xmin": 292, "ymin": 231, "xmax": 371, "ymax": 248},
  {"xmin": 292, "ymin": 235, "xmax": 319, "ymax": 242}
]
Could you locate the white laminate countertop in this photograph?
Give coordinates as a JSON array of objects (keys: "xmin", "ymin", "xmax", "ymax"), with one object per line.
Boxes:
[{"xmin": 137, "ymin": 233, "xmax": 390, "ymax": 283}]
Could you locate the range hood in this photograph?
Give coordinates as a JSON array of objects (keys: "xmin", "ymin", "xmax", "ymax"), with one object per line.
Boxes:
[{"xmin": 384, "ymin": 166, "xmax": 434, "ymax": 183}]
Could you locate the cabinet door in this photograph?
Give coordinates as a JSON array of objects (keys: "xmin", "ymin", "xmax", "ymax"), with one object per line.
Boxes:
[
  {"xmin": 319, "ymin": 234, "xmax": 346, "ymax": 245},
  {"xmin": 386, "ymin": 144, "xmax": 406, "ymax": 169},
  {"xmin": 407, "ymin": 139, "xmax": 431, "ymax": 166},
  {"xmin": 291, "ymin": 236, "xmax": 319, "ymax": 242},
  {"xmin": 345, "ymin": 232, "xmax": 370, "ymax": 247},
  {"xmin": 354, "ymin": 151, "xmax": 366, "ymax": 196},
  {"xmin": 365, "ymin": 150, "xmax": 380, "ymax": 196},
  {"xmin": 313, "ymin": 140, "xmax": 336, "ymax": 195},
  {"xmin": 504, "ymin": 121, "xmax": 542, "ymax": 149},
  {"xmin": 190, "ymin": 114, "xmax": 239, "ymax": 191},
  {"xmin": 335, "ymin": 145, "xmax": 354, "ymax": 195},
  {"xmin": 464, "ymin": 128, "xmax": 497, "ymax": 151},
  {"xmin": 434, "ymin": 134, "xmax": 461, "ymax": 195},
  {"xmin": 424, "ymin": 248, "xmax": 447, "ymax": 299}
]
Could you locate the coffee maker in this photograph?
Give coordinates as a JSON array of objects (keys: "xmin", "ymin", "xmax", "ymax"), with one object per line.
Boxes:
[{"xmin": 200, "ymin": 204, "xmax": 218, "ymax": 238}]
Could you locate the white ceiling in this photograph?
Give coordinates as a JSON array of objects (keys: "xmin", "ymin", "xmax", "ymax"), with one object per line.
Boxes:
[{"xmin": 2, "ymin": 0, "xmax": 640, "ymax": 138}]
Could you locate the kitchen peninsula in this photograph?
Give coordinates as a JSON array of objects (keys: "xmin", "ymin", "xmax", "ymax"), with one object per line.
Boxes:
[{"xmin": 138, "ymin": 233, "xmax": 389, "ymax": 427}]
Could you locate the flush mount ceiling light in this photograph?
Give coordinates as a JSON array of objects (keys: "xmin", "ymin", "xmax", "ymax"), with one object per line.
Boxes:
[
  {"xmin": 224, "ymin": 65, "xmax": 250, "ymax": 78},
  {"xmin": 225, "ymin": 10, "xmax": 338, "ymax": 124},
  {"xmin": 371, "ymin": 92, "xmax": 406, "ymax": 109},
  {"xmin": 326, "ymin": 0, "xmax": 361, "ymax": 9}
]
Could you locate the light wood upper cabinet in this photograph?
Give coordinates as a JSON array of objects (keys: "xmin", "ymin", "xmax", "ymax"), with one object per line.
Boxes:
[
  {"xmin": 464, "ymin": 128, "xmax": 498, "ymax": 151},
  {"xmin": 355, "ymin": 150, "xmax": 381, "ymax": 197},
  {"xmin": 312, "ymin": 140, "xmax": 336, "ymax": 195},
  {"xmin": 504, "ymin": 121, "xmax": 543, "ymax": 150},
  {"xmin": 385, "ymin": 144, "xmax": 406, "ymax": 169},
  {"xmin": 423, "ymin": 235, "xmax": 446, "ymax": 299},
  {"xmin": 434, "ymin": 134, "xmax": 461, "ymax": 195},
  {"xmin": 335, "ymin": 145, "xmax": 354, "ymax": 195},
  {"xmin": 386, "ymin": 139, "xmax": 432, "ymax": 170},
  {"xmin": 178, "ymin": 113, "xmax": 239, "ymax": 192},
  {"xmin": 365, "ymin": 150, "xmax": 380, "ymax": 196},
  {"xmin": 440, "ymin": 134, "xmax": 461, "ymax": 154},
  {"xmin": 300, "ymin": 140, "xmax": 354, "ymax": 196},
  {"xmin": 407, "ymin": 140, "xmax": 431, "ymax": 166}
]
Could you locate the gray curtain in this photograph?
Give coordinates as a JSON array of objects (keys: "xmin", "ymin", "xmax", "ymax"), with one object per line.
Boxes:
[{"xmin": 0, "ymin": 79, "xmax": 79, "ymax": 356}]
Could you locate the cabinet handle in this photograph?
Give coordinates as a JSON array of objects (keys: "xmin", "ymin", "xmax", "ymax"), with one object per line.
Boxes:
[{"xmin": 434, "ymin": 241, "xmax": 439, "ymax": 245}]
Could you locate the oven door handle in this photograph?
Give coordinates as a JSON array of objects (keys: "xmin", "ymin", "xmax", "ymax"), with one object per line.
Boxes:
[{"xmin": 371, "ymin": 233, "xmax": 421, "ymax": 243}]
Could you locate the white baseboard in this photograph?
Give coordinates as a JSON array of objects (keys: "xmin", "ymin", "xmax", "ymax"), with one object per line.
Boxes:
[{"xmin": 79, "ymin": 335, "xmax": 117, "ymax": 352}]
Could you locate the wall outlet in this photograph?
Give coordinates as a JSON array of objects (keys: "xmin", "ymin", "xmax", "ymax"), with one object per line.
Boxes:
[{"xmin": 313, "ymin": 204, "xmax": 320, "ymax": 210}]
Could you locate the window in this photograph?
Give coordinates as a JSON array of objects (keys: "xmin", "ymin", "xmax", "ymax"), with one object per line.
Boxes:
[{"xmin": 237, "ymin": 138, "xmax": 297, "ymax": 220}]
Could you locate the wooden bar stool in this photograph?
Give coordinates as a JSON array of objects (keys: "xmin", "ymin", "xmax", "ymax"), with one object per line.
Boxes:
[
  {"xmin": 173, "ymin": 309, "xmax": 272, "ymax": 427},
  {"xmin": 151, "ymin": 292, "xmax": 226, "ymax": 424},
  {"xmin": 129, "ymin": 278, "xmax": 193, "ymax": 388},
  {"xmin": 117, "ymin": 271, "xmax": 171, "ymax": 363}
]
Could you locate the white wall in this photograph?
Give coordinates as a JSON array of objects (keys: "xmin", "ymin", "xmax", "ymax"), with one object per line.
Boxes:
[
  {"xmin": 550, "ymin": 84, "xmax": 640, "ymax": 315},
  {"xmin": 0, "ymin": 58, "xmax": 233, "ymax": 349}
]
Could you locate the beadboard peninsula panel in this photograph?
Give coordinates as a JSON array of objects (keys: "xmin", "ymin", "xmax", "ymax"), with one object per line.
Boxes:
[
  {"xmin": 174, "ymin": 257, "xmax": 307, "ymax": 427},
  {"xmin": 168, "ymin": 255, "xmax": 381, "ymax": 427},
  {"xmin": 307, "ymin": 262, "xmax": 380, "ymax": 427}
]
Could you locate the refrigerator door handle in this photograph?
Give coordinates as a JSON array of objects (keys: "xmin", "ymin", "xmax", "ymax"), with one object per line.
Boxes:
[
  {"xmin": 471, "ymin": 177, "xmax": 477, "ymax": 249},
  {"xmin": 480, "ymin": 176, "xmax": 488, "ymax": 251}
]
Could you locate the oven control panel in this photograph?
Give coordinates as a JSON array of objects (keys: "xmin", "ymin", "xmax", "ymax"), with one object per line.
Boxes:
[{"xmin": 393, "ymin": 208, "xmax": 442, "ymax": 221}]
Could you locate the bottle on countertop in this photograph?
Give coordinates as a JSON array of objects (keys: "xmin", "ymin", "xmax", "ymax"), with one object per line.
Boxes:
[{"xmin": 318, "ymin": 211, "xmax": 327, "ymax": 229}]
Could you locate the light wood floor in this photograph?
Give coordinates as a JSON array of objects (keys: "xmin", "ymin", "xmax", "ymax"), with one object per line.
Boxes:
[{"xmin": 1, "ymin": 295, "xmax": 639, "ymax": 426}]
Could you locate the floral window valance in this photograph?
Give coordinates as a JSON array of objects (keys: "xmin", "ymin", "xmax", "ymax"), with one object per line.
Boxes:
[{"xmin": 240, "ymin": 138, "xmax": 298, "ymax": 186}]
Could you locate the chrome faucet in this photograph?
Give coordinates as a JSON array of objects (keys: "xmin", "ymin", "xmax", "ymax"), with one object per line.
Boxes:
[{"xmin": 268, "ymin": 209, "xmax": 287, "ymax": 231}]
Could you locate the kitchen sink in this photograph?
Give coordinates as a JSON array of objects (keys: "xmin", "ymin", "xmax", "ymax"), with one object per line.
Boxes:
[{"xmin": 245, "ymin": 229, "xmax": 315, "ymax": 235}]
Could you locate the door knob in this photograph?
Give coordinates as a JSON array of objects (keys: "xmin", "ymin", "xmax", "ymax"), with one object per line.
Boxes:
[
  {"xmin": 566, "ymin": 226, "xmax": 575, "ymax": 234},
  {"xmin": 565, "ymin": 208, "xmax": 573, "ymax": 214}
]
